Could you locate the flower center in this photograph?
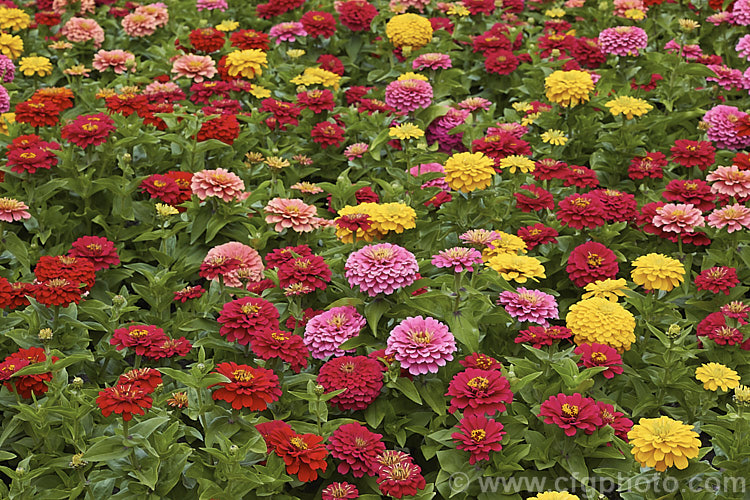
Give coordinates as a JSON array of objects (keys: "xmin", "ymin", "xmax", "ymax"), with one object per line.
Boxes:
[
  {"xmin": 571, "ymin": 197, "xmax": 590, "ymax": 208},
  {"xmin": 129, "ymin": 328, "xmax": 149, "ymax": 338},
  {"xmin": 328, "ymin": 314, "xmax": 346, "ymax": 328},
  {"xmin": 388, "ymin": 464, "xmax": 410, "ymax": 480},
  {"xmin": 241, "ymin": 304, "xmax": 261, "ymax": 314},
  {"xmin": 411, "ymin": 330, "xmax": 432, "ymax": 344},
  {"xmin": 20, "ymin": 152, "xmax": 36, "ymax": 159},
  {"xmin": 586, "ymin": 253, "xmax": 603, "ymax": 267},
  {"xmin": 340, "ymin": 362, "xmax": 355, "ymax": 374},
  {"xmin": 470, "ymin": 429, "xmax": 486, "ymax": 442},
  {"xmin": 467, "ymin": 376, "xmax": 489, "ymax": 391},
  {"xmin": 370, "ymin": 248, "xmax": 394, "ymax": 261},
  {"xmin": 232, "ymin": 369, "xmax": 254, "ymax": 382},
  {"xmin": 591, "ymin": 352, "xmax": 607, "ymax": 363},
  {"xmin": 475, "ymin": 355, "xmax": 493, "ymax": 369},
  {"xmin": 354, "ymin": 437, "xmax": 367, "ymax": 447},
  {"xmin": 271, "ymin": 331, "xmax": 288, "ymax": 341},
  {"xmin": 290, "ymin": 437, "xmax": 308, "ymax": 450},
  {"xmin": 561, "ymin": 403, "xmax": 579, "ymax": 418}
]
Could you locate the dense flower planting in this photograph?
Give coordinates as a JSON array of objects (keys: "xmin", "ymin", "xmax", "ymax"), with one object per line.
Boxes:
[{"xmin": 0, "ymin": 0, "xmax": 749, "ymax": 498}]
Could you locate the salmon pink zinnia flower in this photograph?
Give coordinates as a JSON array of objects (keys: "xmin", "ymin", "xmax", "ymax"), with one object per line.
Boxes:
[
  {"xmin": 171, "ymin": 54, "xmax": 217, "ymax": 82},
  {"xmin": 264, "ymin": 197, "xmax": 319, "ymax": 232},
  {"xmin": 191, "ymin": 168, "xmax": 246, "ymax": 202}
]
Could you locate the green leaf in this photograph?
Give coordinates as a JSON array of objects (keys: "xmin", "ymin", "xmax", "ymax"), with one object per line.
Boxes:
[
  {"xmin": 130, "ymin": 415, "xmax": 169, "ymax": 440},
  {"xmin": 82, "ymin": 436, "xmax": 130, "ymax": 462},
  {"xmin": 390, "ymin": 377, "xmax": 422, "ymax": 404}
]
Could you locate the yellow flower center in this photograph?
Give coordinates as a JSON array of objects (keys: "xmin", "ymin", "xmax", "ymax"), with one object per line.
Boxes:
[
  {"xmin": 591, "ymin": 351, "xmax": 607, "ymax": 363},
  {"xmin": 129, "ymin": 328, "xmax": 149, "ymax": 339},
  {"xmin": 290, "ymin": 437, "xmax": 308, "ymax": 450},
  {"xmin": 232, "ymin": 369, "xmax": 254, "ymax": 382},
  {"xmin": 411, "ymin": 330, "xmax": 432, "ymax": 344},
  {"xmin": 587, "ymin": 253, "xmax": 603, "ymax": 267},
  {"xmin": 467, "ymin": 376, "xmax": 489, "ymax": 391},
  {"xmin": 561, "ymin": 403, "xmax": 579, "ymax": 418},
  {"xmin": 470, "ymin": 429, "xmax": 486, "ymax": 442},
  {"xmin": 241, "ymin": 304, "xmax": 261, "ymax": 314}
]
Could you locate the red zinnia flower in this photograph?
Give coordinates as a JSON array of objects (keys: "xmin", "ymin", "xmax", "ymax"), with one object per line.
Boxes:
[
  {"xmin": 596, "ymin": 401, "xmax": 633, "ymax": 441},
  {"xmin": 61, "ymin": 113, "xmax": 117, "ymax": 148},
  {"xmin": 628, "ymin": 151, "xmax": 666, "ymax": 180},
  {"xmin": 327, "ymin": 422, "xmax": 386, "ymax": 477},
  {"xmin": 230, "ymin": 29, "xmax": 270, "ymax": 50},
  {"xmin": 452, "ymin": 414, "xmax": 505, "ymax": 464},
  {"xmin": 571, "ymin": 37, "xmax": 606, "ymax": 69},
  {"xmin": 317, "ymin": 54, "xmax": 345, "ymax": 76},
  {"xmin": 33, "ymin": 278, "xmax": 84, "ymax": 307},
  {"xmin": 301, "ymin": 11, "xmax": 337, "ymax": 38},
  {"xmin": 256, "ymin": 420, "xmax": 293, "ymax": 452},
  {"xmin": 472, "ymin": 131, "xmax": 531, "ymax": 166},
  {"xmin": 708, "ymin": 325, "xmax": 744, "ymax": 346},
  {"xmin": 564, "ymin": 165, "xmax": 599, "ymax": 188},
  {"xmin": 1, "ymin": 347, "xmax": 57, "ymax": 399},
  {"xmin": 377, "ymin": 461, "xmax": 426, "ymax": 499},
  {"xmin": 590, "ymin": 189, "xmax": 638, "ymax": 223},
  {"xmin": 514, "ymin": 184, "xmax": 554, "ymax": 212},
  {"xmin": 105, "ymin": 93, "xmax": 149, "ymax": 117},
  {"xmin": 533, "ymin": 158, "xmax": 569, "ymax": 181},
  {"xmin": 459, "ymin": 352, "xmax": 502, "ymax": 371},
  {"xmin": 196, "ymin": 114, "xmax": 240, "ymax": 145},
  {"xmin": 670, "ymin": 139, "xmax": 716, "ymax": 170},
  {"xmin": 311, "ymin": 121, "xmax": 345, "ymax": 149},
  {"xmin": 317, "ymin": 355, "xmax": 384, "ymax": 410},
  {"xmin": 110, "ymin": 324, "xmax": 168, "ymax": 355},
  {"xmin": 210, "ymin": 362, "xmax": 281, "ymax": 411},
  {"xmin": 322, "ymin": 482, "xmax": 359, "ymax": 500},
  {"xmin": 259, "ymin": 98, "xmax": 302, "ymax": 129},
  {"xmin": 277, "ymin": 255, "xmax": 332, "ymax": 292},
  {"xmin": 35, "ymin": 255, "xmax": 96, "ymax": 291},
  {"xmin": 145, "ymin": 337, "xmax": 193, "ymax": 359},
  {"xmin": 484, "ymin": 49, "xmax": 519, "ymax": 75},
  {"xmin": 269, "ymin": 427, "xmax": 329, "ymax": 482},
  {"xmin": 174, "ymin": 285, "xmax": 206, "ymax": 302},
  {"xmin": 118, "ymin": 367, "xmax": 163, "ymax": 393},
  {"xmin": 297, "ymin": 89, "xmax": 335, "ymax": 114},
  {"xmin": 69, "ymin": 235, "xmax": 120, "ymax": 271},
  {"xmin": 97, "ymin": 383, "xmax": 153, "ymax": 421},
  {"xmin": 566, "ymin": 241, "xmax": 619, "ymax": 287},
  {"xmin": 515, "ymin": 325, "xmax": 572, "ymax": 348},
  {"xmin": 446, "ymin": 368, "xmax": 513, "ymax": 417},
  {"xmin": 574, "ymin": 343, "xmax": 623, "ymax": 379},
  {"xmin": 335, "ymin": 213, "xmax": 372, "ymax": 232},
  {"xmin": 217, "ymin": 296, "xmax": 280, "ymax": 345},
  {"xmin": 663, "ymin": 179, "xmax": 715, "ymax": 212},
  {"xmin": 188, "ymin": 27, "xmax": 225, "ymax": 52},
  {"xmin": 0, "ymin": 282, "xmax": 33, "ymax": 310},
  {"xmin": 265, "ymin": 245, "xmax": 313, "ymax": 269},
  {"xmin": 345, "ymin": 85, "xmax": 373, "ymax": 105},
  {"xmin": 517, "ymin": 223, "xmax": 558, "ymax": 250},
  {"xmin": 556, "ymin": 193, "xmax": 607, "ymax": 230},
  {"xmin": 538, "ymin": 392, "xmax": 602, "ymax": 436},
  {"xmin": 695, "ymin": 266, "xmax": 739, "ymax": 295},
  {"xmin": 250, "ymin": 329, "xmax": 309, "ymax": 373},
  {"xmin": 5, "ymin": 134, "xmax": 61, "ymax": 174},
  {"xmin": 15, "ymin": 98, "xmax": 62, "ymax": 127},
  {"xmin": 338, "ymin": 0, "xmax": 378, "ymax": 31},
  {"xmin": 140, "ymin": 173, "xmax": 182, "ymax": 205},
  {"xmin": 355, "ymin": 186, "xmax": 379, "ymax": 204}
]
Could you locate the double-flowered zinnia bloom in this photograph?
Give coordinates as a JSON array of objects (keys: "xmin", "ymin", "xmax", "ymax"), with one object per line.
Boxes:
[
  {"xmin": 628, "ymin": 416, "xmax": 700, "ymax": 471},
  {"xmin": 695, "ymin": 362, "xmax": 741, "ymax": 391},
  {"xmin": 630, "ymin": 253, "xmax": 685, "ymax": 292},
  {"xmin": 210, "ymin": 362, "xmax": 281, "ymax": 411},
  {"xmin": 386, "ymin": 316, "xmax": 456, "ymax": 375},
  {"xmin": 566, "ymin": 297, "xmax": 636, "ymax": 352}
]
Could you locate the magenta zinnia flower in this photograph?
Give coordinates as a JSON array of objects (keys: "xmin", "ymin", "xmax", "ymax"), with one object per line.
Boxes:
[
  {"xmin": 264, "ymin": 198, "xmax": 319, "ymax": 232},
  {"xmin": 497, "ymin": 288, "xmax": 558, "ymax": 325},
  {"xmin": 703, "ymin": 105, "xmax": 750, "ymax": 150},
  {"xmin": 707, "ymin": 204, "xmax": 750, "ymax": 232},
  {"xmin": 574, "ymin": 343, "xmax": 623, "ymax": 379},
  {"xmin": 269, "ymin": 22, "xmax": 307, "ymax": 43},
  {"xmin": 384, "ymin": 79, "xmax": 433, "ymax": 113},
  {"xmin": 452, "ymin": 414, "xmax": 505, "ymax": 464},
  {"xmin": 652, "ymin": 203, "xmax": 705, "ymax": 233},
  {"xmin": 598, "ymin": 26, "xmax": 648, "ymax": 57},
  {"xmin": 303, "ymin": 306, "xmax": 365, "ymax": 359},
  {"xmin": 706, "ymin": 165, "xmax": 750, "ymax": 198},
  {"xmin": 446, "ymin": 368, "xmax": 513, "ymax": 417},
  {"xmin": 317, "ymin": 355, "xmax": 384, "ymax": 411},
  {"xmin": 327, "ymin": 422, "xmax": 386, "ymax": 477},
  {"xmin": 431, "ymin": 247, "xmax": 483, "ymax": 272},
  {"xmin": 538, "ymin": 392, "xmax": 603, "ymax": 436},
  {"xmin": 345, "ymin": 243, "xmax": 419, "ymax": 297},
  {"xmin": 695, "ymin": 266, "xmax": 740, "ymax": 295},
  {"xmin": 385, "ymin": 316, "xmax": 456, "ymax": 375},
  {"xmin": 191, "ymin": 168, "xmax": 246, "ymax": 202}
]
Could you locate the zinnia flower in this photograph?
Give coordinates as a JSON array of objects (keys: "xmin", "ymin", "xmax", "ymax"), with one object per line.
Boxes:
[
  {"xmin": 269, "ymin": 427, "xmax": 328, "ymax": 482},
  {"xmin": 304, "ymin": 306, "xmax": 365, "ymax": 359},
  {"xmin": 652, "ymin": 203, "xmax": 704, "ymax": 233},
  {"xmin": 695, "ymin": 362, "xmax": 741, "ymax": 391},
  {"xmin": 92, "ymin": 49, "xmax": 136, "ymax": 74},
  {"xmin": 431, "ymin": 247, "xmax": 483, "ymax": 272},
  {"xmin": 574, "ymin": 343, "xmax": 624, "ymax": 378},
  {"xmin": 605, "ymin": 96, "xmax": 653, "ymax": 119},
  {"xmin": 556, "ymin": 193, "xmax": 607, "ymax": 229},
  {"xmin": 631, "ymin": 253, "xmax": 685, "ymax": 292},
  {"xmin": 18, "ymin": 56, "xmax": 53, "ymax": 77},
  {"xmin": 538, "ymin": 393, "xmax": 602, "ymax": 436},
  {"xmin": 707, "ymin": 204, "xmax": 750, "ymax": 232},
  {"xmin": 171, "ymin": 54, "xmax": 217, "ymax": 82},
  {"xmin": 581, "ymin": 278, "xmax": 628, "ymax": 301},
  {"xmin": 377, "ymin": 461, "xmax": 427, "ymax": 498},
  {"xmin": 486, "ymin": 254, "xmax": 546, "ymax": 283},
  {"xmin": 497, "ymin": 288, "xmax": 558, "ymax": 325},
  {"xmin": 191, "ymin": 168, "xmax": 246, "ymax": 203},
  {"xmin": 264, "ymin": 197, "xmax": 319, "ymax": 232},
  {"xmin": 250, "ymin": 330, "xmax": 309, "ymax": 373},
  {"xmin": 566, "ymin": 241, "xmax": 619, "ymax": 287},
  {"xmin": 544, "ymin": 70, "xmax": 594, "ymax": 107},
  {"xmin": 566, "ymin": 297, "xmax": 636, "ymax": 352},
  {"xmin": 598, "ymin": 26, "xmax": 648, "ymax": 56},
  {"xmin": 110, "ymin": 324, "xmax": 167, "ymax": 356},
  {"xmin": 385, "ymin": 13, "xmax": 433, "ymax": 49},
  {"xmin": 443, "ymin": 151, "xmax": 496, "ymax": 192},
  {"xmin": 69, "ymin": 235, "xmax": 120, "ymax": 271},
  {"xmin": 345, "ymin": 243, "xmax": 419, "ymax": 297},
  {"xmin": 452, "ymin": 414, "xmax": 505, "ymax": 464},
  {"xmin": 317, "ymin": 355, "xmax": 384, "ymax": 410},
  {"xmin": 529, "ymin": 492, "xmax": 580, "ymax": 500},
  {"xmin": 670, "ymin": 139, "xmax": 715, "ymax": 170},
  {"xmin": 217, "ymin": 296, "xmax": 280, "ymax": 345},
  {"xmin": 225, "ymin": 49, "xmax": 267, "ymax": 79},
  {"xmin": 694, "ymin": 266, "xmax": 739, "ymax": 295},
  {"xmin": 327, "ymin": 422, "xmax": 386, "ymax": 477},
  {"xmin": 385, "ymin": 316, "xmax": 456, "ymax": 375},
  {"xmin": 210, "ymin": 362, "xmax": 281, "ymax": 410},
  {"xmin": 96, "ymin": 383, "xmax": 153, "ymax": 421},
  {"xmin": 706, "ymin": 165, "xmax": 750, "ymax": 198},
  {"xmin": 446, "ymin": 368, "xmax": 513, "ymax": 417},
  {"xmin": 61, "ymin": 113, "xmax": 116, "ymax": 148},
  {"xmin": 628, "ymin": 416, "xmax": 700, "ymax": 471},
  {"xmin": 0, "ymin": 197, "xmax": 30, "ymax": 222}
]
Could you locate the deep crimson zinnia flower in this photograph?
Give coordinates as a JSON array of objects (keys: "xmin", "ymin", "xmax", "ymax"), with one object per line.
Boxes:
[
  {"xmin": 217, "ymin": 296, "xmax": 281, "ymax": 345},
  {"xmin": 317, "ymin": 355, "xmax": 383, "ymax": 410},
  {"xmin": 566, "ymin": 241, "xmax": 619, "ymax": 287},
  {"xmin": 538, "ymin": 392, "xmax": 603, "ymax": 436},
  {"xmin": 452, "ymin": 414, "xmax": 506, "ymax": 464},
  {"xmin": 327, "ymin": 422, "xmax": 386, "ymax": 477},
  {"xmin": 446, "ymin": 368, "xmax": 513, "ymax": 417}
]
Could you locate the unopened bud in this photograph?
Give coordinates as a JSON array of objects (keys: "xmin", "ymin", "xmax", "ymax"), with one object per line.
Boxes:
[
  {"xmin": 666, "ymin": 324, "xmax": 681, "ymax": 338},
  {"xmin": 121, "ymin": 153, "xmax": 132, "ymax": 163},
  {"xmin": 72, "ymin": 377, "xmax": 84, "ymax": 388},
  {"xmin": 39, "ymin": 328, "xmax": 53, "ymax": 341},
  {"xmin": 734, "ymin": 385, "xmax": 750, "ymax": 406},
  {"xmin": 314, "ymin": 384, "xmax": 326, "ymax": 396},
  {"xmin": 229, "ymin": 444, "xmax": 239, "ymax": 455},
  {"xmin": 15, "ymin": 467, "xmax": 24, "ymax": 477},
  {"xmin": 69, "ymin": 453, "xmax": 88, "ymax": 469},
  {"xmin": 111, "ymin": 295, "xmax": 126, "ymax": 307}
]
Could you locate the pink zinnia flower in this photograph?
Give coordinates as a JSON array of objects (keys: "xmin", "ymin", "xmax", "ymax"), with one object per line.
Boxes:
[
  {"xmin": 327, "ymin": 423, "xmax": 385, "ymax": 477},
  {"xmin": 171, "ymin": 54, "xmax": 217, "ymax": 82},
  {"xmin": 413, "ymin": 53, "xmax": 452, "ymax": 70},
  {"xmin": 134, "ymin": 4, "xmax": 169, "ymax": 27},
  {"xmin": 732, "ymin": 0, "xmax": 750, "ymax": 25},
  {"xmin": 322, "ymin": 482, "xmax": 359, "ymax": 500},
  {"xmin": 459, "ymin": 97, "xmax": 492, "ymax": 112},
  {"xmin": 0, "ymin": 198, "xmax": 31, "ymax": 222},
  {"xmin": 598, "ymin": 26, "xmax": 648, "ymax": 57},
  {"xmin": 652, "ymin": 203, "xmax": 704, "ymax": 233},
  {"xmin": 459, "ymin": 229, "xmax": 502, "ymax": 247},
  {"xmin": 61, "ymin": 17, "xmax": 104, "ymax": 48},
  {"xmin": 122, "ymin": 12, "xmax": 158, "ymax": 37},
  {"xmin": 202, "ymin": 241, "xmax": 264, "ymax": 288},
  {"xmin": 707, "ymin": 204, "xmax": 750, "ymax": 232},
  {"xmin": 706, "ymin": 165, "xmax": 750, "ymax": 198},
  {"xmin": 706, "ymin": 64, "xmax": 745, "ymax": 91},
  {"xmin": 703, "ymin": 105, "xmax": 750, "ymax": 150},
  {"xmin": 344, "ymin": 142, "xmax": 369, "ymax": 160},
  {"xmin": 574, "ymin": 343, "xmax": 624, "ymax": 379},
  {"xmin": 92, "ymin": 50, "xmax": 136, "ymax": 74},
  {"xmin": 446, "ymin": 368, "xmax": 513, "ymax": 417},
  {"xmin": 451, "ymin": 414, "xmax": 505, "ymax": 464},
  {"xmin": 538, "ymin": 392, "xmax": 603, "ymax": 436},
  {"xmin": 269, "ymin": 22, "xmax": 307, "ymax": 43},
  {"xmin": 385, "ymin": 316, "xmax": 456, "ymax": 375},
  {"xmin": 264, "ymin": 198, "xmax": 319, "ymax": 232},
  {"xmin": 345, "ymin": 243, "xmax": 419, "ymax": 296},
  {"xmin": 303, "ymin": 306, "xmax": 365, "ymax": 359},
  {"xmin": 431, "ymin": 247, "xmax": 483, "ymax": 272},
  {"xmin": 191, "ymin": 168, "xmax": 246, "ymax": 203},
  {"xmin": 707, "ymin": 11, "xmax": 733, "ymax": 25},
  {"xmin": 497, "ymin": 287, "xmax": 559, "ymax": 325},
  {"xmin": 384, "ymin": 79, "xmax": 433, "ymax": 113},
  {"xmin": 197, "ymin": 0, "xmax": 228, "ymax": 11},
  {"xmin": 736, "ymin": 34, "xmax": 750, "ymax": 59}
]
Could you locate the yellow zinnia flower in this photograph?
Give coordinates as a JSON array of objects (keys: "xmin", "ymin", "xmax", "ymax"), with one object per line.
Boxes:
[
  {"xmin": 385, "ymin": 13, "xmax": 433, "ymax": 50},
  {"xmin": 581, "ymin": 278, "xmax": 628, "ymax": 301},
  {"xmin": 155, "ymin": 203, "xmax": 179, "ymax": 217},
  {"xmin": 545, "ymin": 70, "xmax": 594, "ymax": 107},
  {"xmin": 19, "ymin": 56, "xmax": 53, "ymax": 77},
  {"xmin": 389, "ymin": 123, "xmax": 424, "ymax": 140},
  {"xmin": 443, "ymin": 152, "xmax": 496, "ymax": 192},
  {"xmin": 0, "ymin": 112, "xmax": 15, "ymax": 135},
  {"xmin": 628, "ymin": 416, "xmax": 700, "ymax": 471},
  {"xmin": 369, "ymin": 202, "xmax": 416, "ymax": 234},
  {"xmin": 540, "ymin": 129, "xmax": 568, "ymax": 145},
  {"xmin": 446, "ymin": 3, "xmax": 470, "ymax": 15},
  {"xmin": 605, "ymin": 96, "xmax": 653, "ymax": 119},
  {"xmin": 631, "ymin": 253, "xmax": 685, "ymax": 292},
  {"xmin": 225, "ymin": 49, "xmax": 268, "ymax": 79},
  {"xmin": 290, "ymin": 67, "xmax": 341, "ymax": 90},
  {"xmin": 482, "ymin": 232, "xmax": 527, "ymax": 259},
  {"xmin": 497, "ymin": 155, "xmax": 535, "ymax": 174},
  {"xmin": 695, "ymin": 363, "xmax": 741, "ymax": 391},
  {"xmin": 215, "ymin": 20, "xmax": 239, "ymax": 32},
  {"xmin": 397, "ymin": 72, "xmax": 428, "ymax": 81},
  {"xmin": 486, "ymin": 254, "xmax": 546, "ymax": 283},
  {"xmin": 529, "ymin": 493, "xmax": 580, "ymax": 500},
  {"xmin": 734, "ymin": 385, "xmax": 750, "ymax": 405},
  {"xmin": 0, "ymin": 32, "xmax": 23, "ymax": 59},
  {"xmin": 0, "ymin": 7, "xmax": 31, "ymax": 31},
  {"xmin": 544, "ymin": 7, "xmax": 566, "ymax": 17},
  {"xmin": 249, "ymin": 84, "xmax": 271, "ymax": 99},
  {"xmin": 624, "ymin": 8, "xmax": 646, "ymax": 20},
  {"xmin": 566, "ymin": 297, "xmax": 636, "ymax": 352}
]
